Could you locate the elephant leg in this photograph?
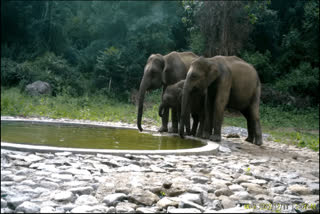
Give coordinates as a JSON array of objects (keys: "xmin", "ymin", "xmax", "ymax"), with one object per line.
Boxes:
[
  {"xmin": 249, "ymin": 101, "xmax": 263, "ymax": 146},
  {"xmin": 210, "ymin": 87, "xmax": 230, "ymax": 142},
  {"xmin": 184, "ymin": 112, "xmax": 191, "ymax": 135},
  {"xmin": 196, "ymin": 114, "xmax": 205, "ymax": 138},
  {"xmin": 210, "ymin": 105, "xmax": 224, "ymax": 142},
  {"xmin": 202, "ymin": 93, "xmax": 213, "ymax": 139},
  {"xmin": 191, "ymin": 114, "xmax": 199, "ymax": 136},
  {"xmin": 158, "ymin": 107, "xmax": 169, "ymax": 132},
  {"xmin": 169, "ymin": 107, "xmax": 178, "ymax": 133},
  {"xmin": 241, "ymin": 109, "xmax": 254, "ymax": 143}
]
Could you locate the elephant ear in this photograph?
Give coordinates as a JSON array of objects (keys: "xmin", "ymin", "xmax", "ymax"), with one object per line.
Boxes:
[{"xmin": 207, "ymin": 59, "xmax": 231, "ymax": 85}]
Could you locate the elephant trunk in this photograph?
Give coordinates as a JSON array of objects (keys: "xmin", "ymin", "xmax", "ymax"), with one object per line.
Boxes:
[
  {"xmin": 179, "ymin": 85, "xmax": 191, "ymax": 138},
  {"xmin": 158, "ymin": 103, "xmax": 165, "ymax": 118},
  {"xmin": 137, "ymin": 79, "xmax": 148, "ymax": 132}
]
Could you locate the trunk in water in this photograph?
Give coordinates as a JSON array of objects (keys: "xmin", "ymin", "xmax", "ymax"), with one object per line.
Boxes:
[
  {"xmin": 137, "ymin": 80, "xmax": 148, "ymax": 132},
  {"xmin": 179, "ymin": 86, "xmax": 191, "ymax": 138}
]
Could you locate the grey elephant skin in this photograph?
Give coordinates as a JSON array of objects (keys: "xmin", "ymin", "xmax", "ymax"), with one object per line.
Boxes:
[
  {"xmin": 158, "ymin": 80, "xmax": 205, "ymax": 136},
  {"xmin": 137, "ymin": 51, "xmax": 198, "ymax": 132},
  {"xmin": 179, "ymin": 56, "xmax": 263, "ymax": 146}
]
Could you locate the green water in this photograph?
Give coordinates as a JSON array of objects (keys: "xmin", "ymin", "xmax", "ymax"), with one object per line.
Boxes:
[{"xmin": 1, "ymin": 121, "xmax": 205, "ymax": 150}]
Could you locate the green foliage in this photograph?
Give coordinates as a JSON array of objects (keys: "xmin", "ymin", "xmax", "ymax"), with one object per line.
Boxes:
[
  {"xmin": 1, "ymin": 1, "xmax": 319, "ymax": 106},
  {"xmin": 275, "ymin": 62, "xmax": 319, "ymax": 103},
  {"xmin": 241, "ymin": 50, "xmax": 277, "ymax": 83},
  {"xmin": 188, "ymin": 31, "xmax": 206, "ymax": 56},
  {"xmin": 1, "ymin": 58, "xmax": 23, "ymax": 87}
]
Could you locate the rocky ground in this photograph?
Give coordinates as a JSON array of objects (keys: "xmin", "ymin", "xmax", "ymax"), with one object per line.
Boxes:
[{"xmin": 1, "ymin": 117, "xmax": 319, "ymax": 213}]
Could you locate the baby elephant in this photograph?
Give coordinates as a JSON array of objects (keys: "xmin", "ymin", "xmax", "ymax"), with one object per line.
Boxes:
[{"xmin": 159, "ymin": 80, "xmax": 205, "ymax": 136}]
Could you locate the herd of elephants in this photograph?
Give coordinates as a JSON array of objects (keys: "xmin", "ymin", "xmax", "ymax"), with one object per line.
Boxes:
[{"xmin": 136, "ymin": 51, "xmax": 263, "ymax": 146}]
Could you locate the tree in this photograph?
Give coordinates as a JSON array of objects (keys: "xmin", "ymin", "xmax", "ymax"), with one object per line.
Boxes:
[{"xmin": 195, "ymin": 1, "xmax": 252, "ymax": 56}]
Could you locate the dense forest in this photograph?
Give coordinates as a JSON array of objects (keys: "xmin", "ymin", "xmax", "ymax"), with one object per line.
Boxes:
[{"xmin": 1, "ymin": 0, "xmax": 319, "ymax": 107}]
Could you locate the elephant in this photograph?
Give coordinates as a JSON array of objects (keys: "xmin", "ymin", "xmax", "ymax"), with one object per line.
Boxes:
[
  {"xmin": 158, "ymin": 80, "xmax": 205, "ymax": 137},
  {"xmin": 137, "ymin": 51, "xmax": 198, "ymax": 133},
  {"xmin": 179, "ymin": 56, "xmax": 263, "ymax": 146}
]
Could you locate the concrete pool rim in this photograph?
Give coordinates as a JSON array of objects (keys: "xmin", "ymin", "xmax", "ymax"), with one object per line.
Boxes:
[{"xmin": 1, "ymin": 117, "xmax": 220, "ymax": 156}]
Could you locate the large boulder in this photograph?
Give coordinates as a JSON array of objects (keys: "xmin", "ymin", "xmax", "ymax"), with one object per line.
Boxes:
[{"xmin": 25, "ymin": 81, "xmax": 52, "ymax": 96}]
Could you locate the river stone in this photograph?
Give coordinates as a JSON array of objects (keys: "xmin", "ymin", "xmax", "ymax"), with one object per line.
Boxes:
[
  {"xmin": 70, "ymin": 186, "xmax": 94, "ymax": 195},
  {"xmin": 15, "ymin": 201, "xmax": 40, "ymax": 213},
  {"xmin": 250, "ymin": 179, "xmax": 268, "ymax": 185},
  {"xmin": 40, "ymin": 206, "xmax": 55, "ymax": 213},
  {"xmin": 288, "ymin": 184, "xmax": 312, "ymax": 195},
  {"xmin": 307, "ymin": 182, "xmax": 320, "ymax": 194},
  {"xmin": 219, "ymin": 195, "xmax": 236, "ymax": 209},
  {"xmin": 271, "ymin": 186, "xmax": 287, "ymax": 194},
  {"xmin": 191, "ymin": 176, "xmax": 210, "ymax": 184},
  {"xmin": 6, "ymin": 195, "xmax": 30, "ymax": 209},
  {"xmin": 51, "ymin": 173, "xmax": 73, "ymax": 181},
  {"xmin": 1, "ymin": 198, "xmax": 7, "ymax": 208},
  {"xmin": 229, "ymin": 184, "xmax": 245, "ymax": 192},
  {"xmin": 179, "ymin": 193, "xmax": 202, "ymax": 205},
  {"xmin": 156, "ymin": 197, "xmax": 179, "ymax": 209},
  {"xmin": 230, "ymin": 191, "xmax": 255, "ymax": 200},
  {"xmin": 205, "ymin": 199, "xmax": 223, "ymax": 211},
  {"xmin": 40, "ymin": 181, "xmax": 60, "ymax": 190},
  {"xmin": 129, "ymin": 189, "xmax": 160, "ymax": 206},
  {"xmin": 211, "ymin": 171, "xmax": 233, "ymax": 181},
  {"xmin": 241, "ymin": 182, "xmax": 268, "ymax": 195},
  {"xmin": 65, "ymin": 169, "xmax": 91, "ymax": 175},
  {"xmin": 168, "ymin": 208, "xmax": 202, "ymax": 213},
  {"xmin": 52, "ymin": 191, "xmax": 74, "ymax": 202},
  {"xmin": 179, "ymin": 200, "xmax": 206, "ymax": 212},
  {"xmin": 103, "ymin": 193, "xmax": 127, "ymax": 206},
  {"xmin": 25, "ymin": 80, "xmax": 52, "ymax": 96},
  {"xmin": 219, "ymin": 146, "xmax": 231, "ymax": 153},
  {"xmin": 71, "ymin": 205, "xmax": 95, "ymax": 213},
  {"xmin": 273, "ymin": 194, "xmax": 303, "ymax": 204},
  {"xmin": 150, "ymin": 165, "xmax": 166, "ymax": 173},
  {"xmin": 136, "ymin": 207, "xmax": 160, "ymax": 213},
  {"xmin": 254, "ymin": 194, "xmax": 273, "ymax": 202},
  {"xmin": 211, "ymin": 178, "xmax": 230, "ymax": 190},
  {"xmin": 234, "ymin": 175, "xmax": 254, "ymax": 184},
  {"xmin": 24, "ymin": 154, "xmax": 44, "ymax": 163},
  {"xmin": 249, "ymin": 158, "xmax": 269, "ymax": 165},
  {"xmin": 214, "ymin": 188, "xmax": 233, "ymax": 197},
  {"xmin": 115, "ymin": 202, "xmax": 137, "ymax": 213},
  {"xmin": 75, "ymin": 195, "xmax": 98, "ymax": 205},
  {"xmin": 21, "ymin": 180, "xmax": 37, "ymax": 187}
]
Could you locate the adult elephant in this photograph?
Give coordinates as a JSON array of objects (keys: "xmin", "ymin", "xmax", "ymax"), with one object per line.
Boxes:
[
  {"xmin": 137, "ymin": 51, "xmax": 198, "ymax": 132},
  {"xmin": 179, "ymin": 56, "xmax": 263, "ymax": 146}
]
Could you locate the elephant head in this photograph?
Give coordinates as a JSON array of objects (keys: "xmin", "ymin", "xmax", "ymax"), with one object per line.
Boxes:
[
  {"xmin": 137, "ymin": 54, "xmax": 165, "ymax": 132},
  {"xmin": 158, "ymin": 80, "xmax": 185, "ymax": 118},
  {"xmin": 179, "ymin": 57, "xmax": 227, "ymax": 138}
]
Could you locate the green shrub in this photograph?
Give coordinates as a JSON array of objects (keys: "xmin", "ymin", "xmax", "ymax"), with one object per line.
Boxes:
[
  {"xmin": 275, "ymin": 62, "xmax": 319, "ymax": 103},
  {"xmin": 241, "ymin": 50, "xmax": 277, "ymax": 83},
  {"xmin": 1, "ymin": 58, "xmax": 21, "ymax": 86},
  {"xmin": 188, "ymin": 31, "xmax": 206, "ymax": 56},
  {"xmin": 5, "ymin": 52, "xmax": 88, "ymax": 97}
]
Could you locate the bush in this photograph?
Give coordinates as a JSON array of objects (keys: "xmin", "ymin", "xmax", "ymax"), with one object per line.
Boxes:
[
  {"xmin": 241, "ymin": 50, "xmax": 278, "ymax": 83},
  {"xmin": 1, "ymin": 58, "xmax": 21, "ymax": 86},
  {"xmin": 275, "ymin": 62, "xmax": 319, "ymax": 103},
  {"xmin": 188, "ymin": 30, "xmax": 206, "ymax": 56},
  {"xmin": 2, "ymin": 52, "xmax": 88, "ymax": 97}
]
